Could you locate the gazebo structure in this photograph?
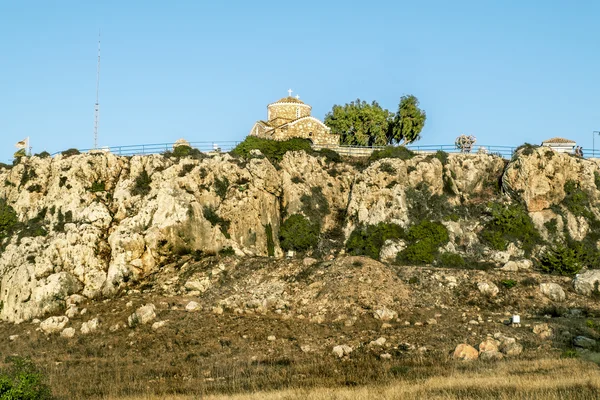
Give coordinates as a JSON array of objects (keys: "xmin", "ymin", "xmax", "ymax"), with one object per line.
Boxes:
[{"xmin": 541, "ymin": 137, "xmax": 576, "ymax": 154}]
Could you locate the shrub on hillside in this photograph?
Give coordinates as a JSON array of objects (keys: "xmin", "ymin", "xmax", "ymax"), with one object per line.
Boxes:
[
  {"xmin": 397, "ymin": 220, "xmax": 449, "ymax": 265},
  {"xmin": 563, "ymin": 180, "xmax": 591, "ymax": 217},
  {"xmin": 480, "ymin": 203, "xmax": 540, "ymax": 255},
  {"xmin": 231, "ymin": 137, "xmax": 313, "ymax": 163},
  {"xmin": 163, "ymin": 145, "xmax": 206, "ymax": 160},
  {"xmin": 61, "ymin": 148, "xmax": 80, "ymax": 157},
  {"xmin": 131, "ymin": 170, "xmax": 152, "ymax": 197},
  {"xmin": 437, "ymin": 252, "xmax": 466, "ymax": 268},
  {"xmin": 369, "ymin": 146, "xmax": 415, "ymax": 162},
  {"xmin": 0, "ymin": 356, "xmax": 53, "ymax": 399},
  {"xmin": 280, "ymin": 214, "xmax": 320, "ymax": 252},
  {"xmin": 316, "ymin": 148, "xmax": 342, "ymax": 163},
  {"xmin": 539, "ymin": 245, "xmax": 582, "ymax": 276},
  {"xmin": 345, "ymin": 222, "xmax": 404, "ymax": 260},
  {"xmin": 0, "ymin": 200, "xmax": 18, "ymax": 239}
]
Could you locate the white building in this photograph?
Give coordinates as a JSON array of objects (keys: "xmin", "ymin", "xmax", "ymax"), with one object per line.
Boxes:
[{"xmin": 541, "ymin": 137, "xmax": 576, "ymax": 153}]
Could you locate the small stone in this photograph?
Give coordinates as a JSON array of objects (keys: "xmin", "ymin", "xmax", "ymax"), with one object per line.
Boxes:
[
  {"xmin": 80, "ymin": 308, "xmax": 87, "ymax": 315},
  {"xmin": 185, "ymin": 301, "xmax": 200, "ymax": 312},
  {"xmin": 303, "ymin": 257, "xmax": 318, "ymax": 266},
  {"xmin": 65, "ymin": 306, "xmax": 79, "ymax": 319},
  {"xmin": 126, "ymin": 301, "xmax": 133, "ymax": 308},
  {"xmin": 539, "ymin": 283, "xmax": 566, "ymax": 302},
  {"xmin": 9, "ymin": 335, "xmax": 18, "ymax": 341},
  {"xmin": 426, "ymin": 318, "xmax": 437, "ymax": 325},
  {"xmin": 109, "ymin": 324, "xmax": 121, "ymax": 332},
  {"xmin": 533, "ymin": 323, "xmax": 553, "ymax": 340},
  {"xmin": 477, "ymin": 282, "xmax": 499, "ymax": 297},
  {"xmin": 381, "ymin": 323, "xmax": 392, "ymax": 330},
  {"xmin": 212, "ymin": 306, "xmax": 224, "ymax": 315},
  {"xmin": 478, "ymin": 338, "xmax": 499, "ymax": 353},
  {"xmin": 332, "ymin": 345, "xmax": 353, "ymax": 358},
  {"xmin": 468, "ymin": 320, "xmax": 479, "ymax": 325},
  {"xmin": 501, "ymin": 341, "xmax": 523, "ymax": 357},
  {"xmin": 300, "ymin": 345, "xmax": 312, "ymax": 353},
  {"xmin": 267, "ymin": 335, "xmax": 276, "ymax": 341},
  {"xmin": 374, "ymin": 307, "xmax": 397, "ymax": 321},
  {"xmin": 40, "ymin": 316, "xmax": 69, "ymax": 334},
  {"xmin": 128, "ymin": 304, "xmax": 156, "ymax": 327},
  {"xmin": 152, "ymin": 320, "xmax": 168, "ymax": 330},
  {"xmin": 81, "ymin": 318, "xmax": 99, "ymax": 335},
  {"xmin": 369, "ymin": 337, "xmax": 386, "ymax": 347},
  {"xmin": 380, "ymin": 353, "xmax": 392, "ymax": 360},
  {"xmin": 60, "ymin": 328, "xmax": 75, "ymax": 338}
]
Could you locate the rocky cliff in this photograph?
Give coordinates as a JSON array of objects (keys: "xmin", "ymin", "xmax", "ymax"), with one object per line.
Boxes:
[{"xmin": 1, "ymin": 146, "xmax": 600, "ymax": 323}]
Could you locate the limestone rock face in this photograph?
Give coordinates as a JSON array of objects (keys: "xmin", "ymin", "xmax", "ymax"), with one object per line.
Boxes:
[{"xmin": 503, "ymin": 147, "xmax": 600, "ymax": 212}]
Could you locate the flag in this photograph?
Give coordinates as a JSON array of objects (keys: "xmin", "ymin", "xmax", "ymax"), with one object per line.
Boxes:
[{"xmin": 15, "ymin": 138, "xmax": 27, "ymax": 149}]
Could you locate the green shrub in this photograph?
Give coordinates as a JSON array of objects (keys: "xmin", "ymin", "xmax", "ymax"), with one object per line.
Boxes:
[
  {"xmin": 434, "ymin": 150, "xmax": 449, "ymax": 165},
  {"xmin": 90, "ymin": 181, "xmax": 105, "ymax": 192},
  {"xmin": 500, "ymin": 279, "xmax": 517, "ymax": 289},
  {"xmin": 231, "ymin": 137, "xmax": 312, "ymax": 163},
  {"xmin": 291, "ymin": 176, "xmax": 304, "ymax": 184},
  {"xmin": 544, "ymin": 219, "xmax": 558, "ymax": 235},
  {"xmin": 317, "ymin": 148, "xmax": 342, "ymax": 163},
  {"xmin": 131, "ymin": 170, "xmax": 152, "ymax": 197},
  {"xmin": 178, "ymin": 164, "xmax": 195, "ymax": 177},
  {"xmin": 514, "ymin": 143, "xmax": 538, "ymax": 157},
  {"xmin": 405, "ymin": 183, "xmax": 454, "ymax": 222},
  {"xmin": 0, "ymin": 356, "xmax": 53, "ymax": 399},
  {"xmin": 202, "ymin": 206, "xmax": 230, "ymax": 239},
  {"xmin": 265, "ymin": 224, "xmax": 275, "ymax": 257},
  {"xmin": 218, "ymin": 246, "xmax": 235, "ymax": 256},
  {"xmin": 438, "ymin": 252, "xmax": 466, "ymax": 268},
  {"xmin": 346, "ymin": 222, "xmax": 404, "ymax": 260},
  {"xmin": 397, "ymin": 220, "xmax": 449, "ymax": 265},
  {"xmin": 35, "ymin": 151, "xmax": 51, "ymax": 159},
  {"xmin": 27, "ymin": 184, "xmax": 42, "ymax": 193},
  {"xmin": 20, "ymin": 167, "xmax": 37, "ymax": 187},
  {"xmin": 480, "ymin": 203, "xmax": 540, "ymax": 255},
  {"xmin": 163, "ymin": 145, "xmax": 206, "ymax": 160},
  {"xmin": 369, "ymin": 146, "xmax": 415, "ymax": 162},
  {"xmin": 539, "ymin": 245, "xmax": 582, "ymax": 276},
  {"xmin": 563, "ymin": 180, "xmax": 591, "ymax": 217},
  {"xmin": 214, "ymin": 177, "xmax": 229, "ymax": 200},
  {"xmin": 0, "ymin": 200, "xmax": 18, "ymax": 239},
  {"xmin": 61, "ymin": 148, "xmax": 80, "ymax": 157},
  {"xmin": 280, "ymin": 214, "xmax": 320, "ymax": 252},
  {"xmin": 379, "ymin": 162, "xmax": 396, "ymax": 174}
]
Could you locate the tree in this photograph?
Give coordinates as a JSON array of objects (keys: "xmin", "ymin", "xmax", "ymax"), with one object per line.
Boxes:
[
  {"xmin": 324, "ymin": 99, "xmax": 393, "ymax": 146},
  {"xmin": 388, "ymin": 95, "xmax": 426, "ymax": 145}
]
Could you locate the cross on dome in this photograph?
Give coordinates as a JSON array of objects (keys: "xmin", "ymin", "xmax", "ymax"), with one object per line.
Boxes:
[
  {"xmin": 296, "ymin": 94, "xmax": 300, "ymax": 99},
  {"xmin": 287, "ymin": 88, "xmax": 293, "ymax": 97}
]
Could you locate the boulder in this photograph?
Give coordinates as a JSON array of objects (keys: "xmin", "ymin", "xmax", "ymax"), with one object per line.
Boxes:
[
  {"xmin": 60, "ymin": 327, "xmax": 76, "ymax": 338},
  {"xmin": 332, "ymin": 345, "xmax": 353, "ymax": 358},
  {"xmin": 40, "ymin": 316, "xmax": 69, "ymax": 334},
  {"xmin": 574, "ymin": 271, "xmax": 600, "ymax": 296},
  {"xmin": 81, "ymin": 318, "xmax": 99, "ymax": 334},
  {"xmin": 369, "ymin": 337, "xmax": 387, "ymax": 347},
  {"xmin": 453, "ymin": 344, "xmax": 479, "ymax": 361},
  {"xmin": 185, "ymin": 301, "xmax": 200, "ymax": 312},
  {"xmin": 152, "ymin": 320, "xmax": 168, "ymax": 330},
  {"xmin": 533, "ymin": 323, "xmax": 553, "ymax": 340},
  {"xmin": 128, "ymin": 304, "xmax": 156, "ymax": 327},
  {"xmin": 374, "ymin": 307, "xmax": 397, "ymax": 321},
  {"xmin": 501, "ymin": 260, "xmax": 532, "ymax": 272},
  {"xmin": 477, "ymin": 281, "xmax": 499, "ymax": 297},
  {"xmin": 500, "ymin": 341, "xmax": 523, "ymax": 357},
  {"xmin": 574, "ymin": 336, "xmax": 597, "ymax": 350},
  {"xmin": 478, "ymin": 338, "xmax": 500, "ymax": 353},
  {"xmin": 540, "ymin": 283, "xmax": 566, "ymax": 302}
]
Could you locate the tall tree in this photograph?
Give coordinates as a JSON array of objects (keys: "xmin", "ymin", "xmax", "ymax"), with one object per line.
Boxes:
[
  {"xmin": 324, "ymin": 99, "xmax": 393, "ymax": 146},
  {"xmin": 389, "ymin": 95, "xmax": 426, "ymax": 145}
]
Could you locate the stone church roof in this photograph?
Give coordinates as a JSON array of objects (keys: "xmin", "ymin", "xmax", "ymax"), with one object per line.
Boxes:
[{"xmin": 269, "ymin": 96, "xmax": 306, "ymax": 105}]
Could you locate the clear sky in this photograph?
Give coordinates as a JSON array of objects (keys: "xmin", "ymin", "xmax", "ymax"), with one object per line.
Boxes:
[{"xmin": 1, "ymin": 0, "xmax": 600, "ymax": 162}]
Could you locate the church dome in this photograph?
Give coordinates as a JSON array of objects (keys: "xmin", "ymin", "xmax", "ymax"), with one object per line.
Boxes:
[{"xmin": 269, "ymin": 96, "xmax": 306, "ymax": 105}]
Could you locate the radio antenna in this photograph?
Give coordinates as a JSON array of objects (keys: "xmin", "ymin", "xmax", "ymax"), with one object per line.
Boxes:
[{"xmin": 94, "ymin": 30, "xmax": 101, "ymax": 149}]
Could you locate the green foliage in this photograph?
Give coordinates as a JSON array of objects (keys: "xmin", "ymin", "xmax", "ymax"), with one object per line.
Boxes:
[
  {"xmin": 345, "ymin": 222, "xmax": 404, "ymax": 260},
  {"xmin": 397, "ymin": 220, "xmax": 449, "ymax": 265},
  {"xmin": 324, "ymin": 99, "xmax": 394, "ymax": 146},
  {"xmin": 131, "ymin": 170, "xmax": 152, "ymax": 197},
  {"xmin": 202, "ymin": 206, "xmax": 230, "ymax": 239},
  {"xmin": 0, "ymin": 163, "xmax": 12, "ymax": 170},
  {"xmin": 369, "ymin": 146, "xmax": 415, "ymax": 162},
  {"xmin": 214, "ymin": 177, "xmax": 229, "ymax": 200},
  {"xmin": 34, "ymin": 151, "xmax": 50, "ymax": 159},
  {"xmin": 316, "ymin": 148, "xmax": 342, "ymax": 163},
  {"xmin": 265, "ymin": 224, "xmax": 275, "ymax": 257},
  {"xmin": 218, "ymin": 246, "xmax": 235, "ymax": 256},
  {"xmin": 379, "ymin": 162, "xmax": 396, "ymax": 174},
  {"xmin": 0, "ymin": 356, "xmax": 53, "ymax": 400},
  {"xmin": 279, "ymin": 214, "xmax": 320, "ymax": 252},
  {"xmin": 389, "ymin": 95, "xmax": 426, "ymax": 145},
  {"xmin": 563, "ymin": 180, "xmax": 591, "ymax": 217},
  {"xmin": 480, "ymin": 203, "xmax": 540, "ymax": 255},
  {"xmin": 90, "ymin": 181, "xmax": 105, "ymax": 192},
  {"xmin": 539, "ymin": 245, "xmax": 582, "ymax": 276},
  {"xmin": 163, "ymin": 145, "xmax": 206, "ymax": 160},
  {"xmin": 0, "ymin": 200, "xmax": 18, "ymax": 239},
  {"xmin": 178, "ymin": 164, "xmax": 195, "ymax": 177},
  {"xmin": 291, "ymin": 176, "xmax": 304, "ymax": 184},
  {"xmin": 13, "ymin": 149, "xmax": 26, "ymax": 159},
  {"xmin": 514, "ymin": 143, "xmax": 538, "ymax": 157},
  {"xmin": 595, "ymin": 172, "xmax": 600, "ymax": 191},
  {"xmin": 61, "ymin": 148, "xmax": 80, "ymax": 157},
  {"xmin": 405, "ymin": 183, "xmax": 454, "ymax": 222},
  {"xmin": 434, "ymin": 150, "xmax": 449, "ymax": 165},
  {"xmin": 544, "ymin": 219, "xmax": 558, "ymax": 235},
  {"xmin": 438, "ymin": 252, "xmax": 466, "ymax": 268},
  {"xmin": 27, "ymin": 184, "xmax": 41, "ymax": 193},
  {"xmin": 500, "ymin": 279, "xmax": 517, "ymax": 289},
  {"xmin": 20, "ymin": 167, "xmax": 37, "ymax": 187},
  {"xmin": 231, "ymin": 137, "xmax": 312, "ymax": 163}
]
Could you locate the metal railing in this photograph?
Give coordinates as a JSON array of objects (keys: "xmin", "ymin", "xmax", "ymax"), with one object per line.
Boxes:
[{"xmin": 50, "ymin": 141, "xmax": 240, "ymax": 157}]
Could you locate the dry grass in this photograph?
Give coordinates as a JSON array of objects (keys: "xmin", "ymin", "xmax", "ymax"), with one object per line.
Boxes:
[{"xmin": 108, "ymin": 359, "xmax": 600, "ymax": 400}]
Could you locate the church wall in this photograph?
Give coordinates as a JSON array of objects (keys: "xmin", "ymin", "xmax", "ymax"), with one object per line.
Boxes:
[{"xmin": 268, "ymin": 104, "xmax": 311, "ymax": 121}]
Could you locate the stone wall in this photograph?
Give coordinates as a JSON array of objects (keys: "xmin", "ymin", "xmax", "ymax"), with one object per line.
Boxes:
[{"xmin": 268, "ymin": 103, "xmax": 311, "ymax": 121}]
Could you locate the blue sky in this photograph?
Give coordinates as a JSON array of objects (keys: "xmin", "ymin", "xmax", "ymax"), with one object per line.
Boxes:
[{"xmin": 1, "ymin": 1, "xmax": 600, "ymax": 162}]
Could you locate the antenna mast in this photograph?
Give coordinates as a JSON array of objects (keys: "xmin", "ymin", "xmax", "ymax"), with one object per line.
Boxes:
[{"xmin": 94, "ymin": 31, "xmax": 101, "ymax": 149}]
